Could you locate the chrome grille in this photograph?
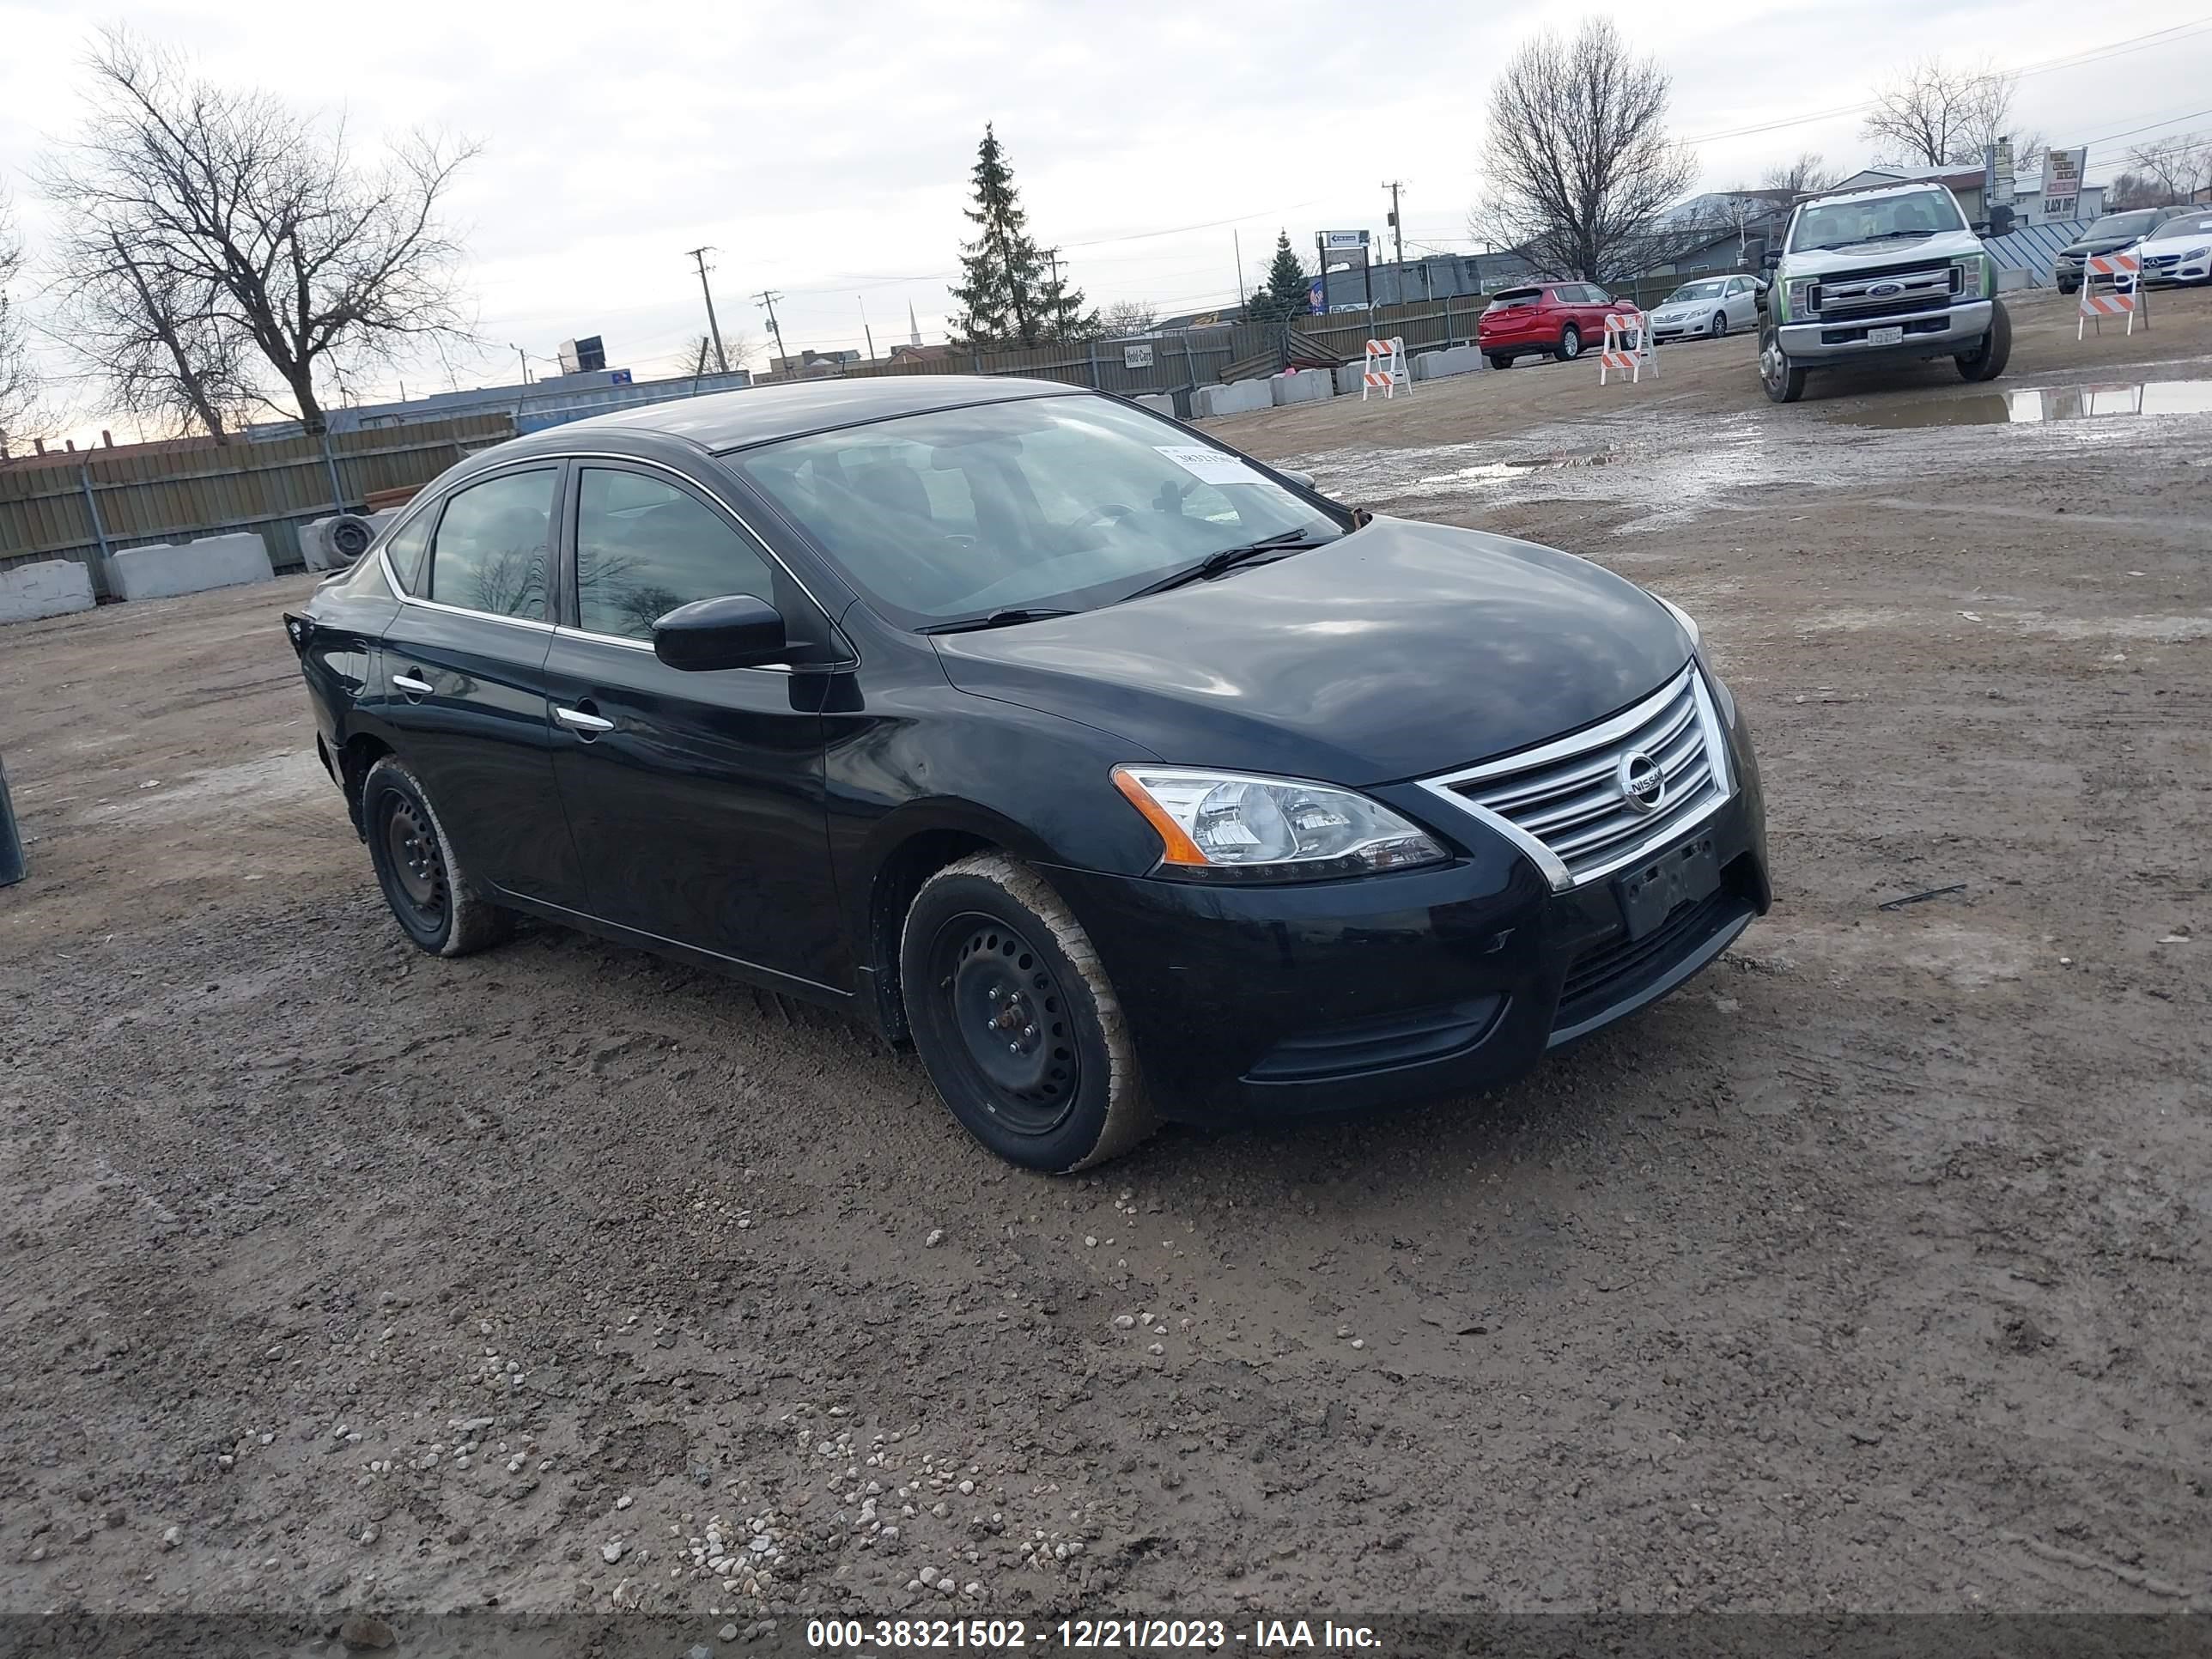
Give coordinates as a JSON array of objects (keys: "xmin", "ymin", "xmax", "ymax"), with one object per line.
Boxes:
[
  {"xmin": 1814, "ymin": 263, "xmax": 1954, "ymax": 316},
  {"xmin": 1418, "ymin": 667, "xmax": 1733, "ymax": 890}
]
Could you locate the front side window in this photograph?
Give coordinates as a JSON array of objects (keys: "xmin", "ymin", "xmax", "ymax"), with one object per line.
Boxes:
[
  {"xmin": 424, "ymin": 470, "xmax": 555, "ymax": 620},
  {"xmin": 730, "ymin": 395, "xmax": 1341, "ymax": 628},
  {"xmin": 1790, "ymin": 189, "xmax": 1966, "ymax": 251},
  {"xmin": 574, "ymin": 468, "xmax": 776, "ymax": 641}
]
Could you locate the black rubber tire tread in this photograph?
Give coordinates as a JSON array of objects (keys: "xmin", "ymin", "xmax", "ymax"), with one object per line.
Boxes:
[
  {"xmin": 901, "ymin": 852, "xmax": 1156, "ymax": 1172},
  {"xmin": 361, "ymin": 756, "xmax": 514, "ymax": 958}
]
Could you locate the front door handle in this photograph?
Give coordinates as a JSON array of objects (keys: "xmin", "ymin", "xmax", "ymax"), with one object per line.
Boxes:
[
  {"xmin": 555, "ymin": 704, "xmax": 615, "ymax": 736},
  {"xmin": 392, "ymin": 672, "xmax": 433, "ymax": 697}
]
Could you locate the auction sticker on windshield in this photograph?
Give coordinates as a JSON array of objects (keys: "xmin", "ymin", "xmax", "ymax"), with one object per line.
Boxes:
[{"xmin": 1155, "ymin": 445, "xmax": 1265, "ymax": 487}]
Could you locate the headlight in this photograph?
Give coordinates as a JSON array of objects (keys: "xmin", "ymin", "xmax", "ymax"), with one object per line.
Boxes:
[
  {"xmin": 1784, "ymin": 277, "xmax": 1820, "ymax": 319},
  {"xmin": 1111, "ymin": 766, "xmax": 1446, "ymax": 881},
  {"xmin": 1650, "ymin": 593, "xmax": 1736, "ymax": 726},
  {"xmin": 1952, "ymin": 257, "xmax": 1985, "ymax": 298},
  {"xmin": 2186, "ymin": 246, "xmax": 2209, "ymax": 260}
]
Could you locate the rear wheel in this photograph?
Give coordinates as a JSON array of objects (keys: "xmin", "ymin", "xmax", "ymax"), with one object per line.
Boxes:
[
  {"xmin": 1759, "ymin": 324, "xmax": 1806, "ymax": 404},
  {"xmin": 1487, "ymin": 352, "xmax": 1513, "ymax": 370},
  {"xmin": 1557, "ymin": 325, "xmax": 1583, "ymax": 361},
  {"xmin": 1955, "ymin": 299, "xmax": 2012, "ymax": 382},
  {"xmin": 901, "ymin": 853, "xmax": 1155, "ymax": 1172},
  {"xmin": 361, "ymin": 757, "xmax": 514, "ymax": 957}
]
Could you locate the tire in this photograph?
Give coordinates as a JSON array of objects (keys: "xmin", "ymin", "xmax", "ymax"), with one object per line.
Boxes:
[
  {"xmin": 327, "ymin": 514, "xmax": 375, "ymax": 564},
  {"xmin": 1558, "ymin": 325, "xmax": 1583, "ymax": 361},
  {"xmin": 900, "ymin": 853, "xmax": 1155, "ymax": 1172},
  {"xmin": 1711, "ymin": 311, "xmax": 1729, "ymax": 338},
  {"xmin": 2057, "ymin": 278, "xmax": 2078, "ymax": 295},
  {"xmin": 1487, "ymin": 352, "xmax": 1513, "ymax": 370},
  {"xmin": 1956, "ymin": 298, "xmax": 2012, "ymax": 382},
  {"xmin": 360, "ymin": 757, "xmax": 514, "ymax": 957},
  {"xmin": 1759, "ymin": 324, "xmax": 1806, "ymax": 404}
]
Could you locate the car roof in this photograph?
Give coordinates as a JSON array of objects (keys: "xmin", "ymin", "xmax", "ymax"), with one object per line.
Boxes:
[{"xmin": 525, "ymin": 374, "xmax": 1079, "ymax": 454}]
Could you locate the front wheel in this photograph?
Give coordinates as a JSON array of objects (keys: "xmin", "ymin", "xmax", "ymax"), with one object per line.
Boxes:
[
  {"xmin": 1557, "ymin": 325, "xmax": 1583, "ymax": 361},
  {"xmin": 1956, "ymin": 299, "xmax": 2012, "ymax": 382},
  {"xmin": 901, "ymin": 853, "xmax": 1156, "ymax": 1172},
  {"xmin": 1759, "ymin": 325, "xmax": 1806, "ymax": 404},
  {"xmin": 1711, "ymin": 311, "xmax": 1729, "ymax": 337}
]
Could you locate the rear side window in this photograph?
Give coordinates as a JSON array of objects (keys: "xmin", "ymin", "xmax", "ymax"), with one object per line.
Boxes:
[
  {"xmin": 380, "ymin": 512, "xmax": 434, "ymax": 595},
  {"xmin": 574, "ymin": 468, "xmax": 776, "ymax": 641},
  {"xmin": 424, "ymin": 469, "xmax": 556, "ymax": 619}
]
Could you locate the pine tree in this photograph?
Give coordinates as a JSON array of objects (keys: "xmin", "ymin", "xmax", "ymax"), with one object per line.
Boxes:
[
  {"xmin": 1247, "ymin": 231, "xmax": 1311, "ymax": 324},
  {"xmin": 948, "ymin": 125, "xmax": 1048, "ymax": 348}
]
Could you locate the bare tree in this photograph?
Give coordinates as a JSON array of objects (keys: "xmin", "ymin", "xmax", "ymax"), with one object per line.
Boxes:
[
  {"xmin": 0, "ymin": 191, "xmax": 38, "ymax": 445},
  {"xmin": 40, "ymin": 29, "xmax": 477, "ymax": 431},
  {"xmin": 47, "ymin": 229, "xmax": 255, "ymax": 439},
  {"xmin": 2125, "ymin": 131, "xmax": 2212, "ymax": 203},
  {"xmin": 1861, "ymin": 58, "xmax": 2020, "ymax": 167},
  {"xmin": 1100, "ymin": 299, "xmax": 1158, "ymax": 335},
  {"xmin": 1761, "ymin": 152, "xmax": 1838, "ymax": 196},
  {"xmin": 1471, "ymin": 19, "xmax": 1698, "ymax": 282}
]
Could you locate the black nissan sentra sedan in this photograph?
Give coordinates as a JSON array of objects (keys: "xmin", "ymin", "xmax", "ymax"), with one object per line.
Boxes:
[{"xmin": 287, "ymin": 377, "xmax": 1768, "ymax": 1170}]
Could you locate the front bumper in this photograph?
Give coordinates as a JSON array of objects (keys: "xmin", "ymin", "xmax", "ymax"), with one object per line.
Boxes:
[
  {"xmin": 1778, "ymin": 298, "xmax": 1992, "ymax": 364},
  {"xmin": 1650, "ymin": 314, "xmax": 1705, "ymax": 341},
  {"xmin": 2142, "ymin": 254, "xmax": 2212, "ymax": 284},
  {"xmin": 1049, "ymin": 715, "xmax": 1771, "ymax": 1124}
]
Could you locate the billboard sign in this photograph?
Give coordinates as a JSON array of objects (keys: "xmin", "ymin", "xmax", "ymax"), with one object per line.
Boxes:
[
  {"xmin": 1321, "ymin": 230, "xmax": 1370, "ymax": 252},
  {"xmin": 2041, "ymin": 147, "xmax": 2087, "ymax": 219}
]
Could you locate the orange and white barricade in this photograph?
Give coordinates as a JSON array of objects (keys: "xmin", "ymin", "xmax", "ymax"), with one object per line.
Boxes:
[
  {"xmin": 1360, "ymin": 337, "xmax": 1407, "ymax": 400},
  {"xmin": 1598, "ymin": 312, "xmax": 1654, "ymax": 385},
  {"xmin": 2078, "ymin": 252, "xmax": 2148, "ymax": 338}
]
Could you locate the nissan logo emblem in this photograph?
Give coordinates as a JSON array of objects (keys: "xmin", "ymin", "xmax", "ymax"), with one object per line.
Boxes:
[
  {"xmin": 1616, "ymin": 750, "xmax": 1666, "ymax": 814},
  {"xmin": 1867, "ymin": 281, "xmax": 1903, "ymax": 296}
]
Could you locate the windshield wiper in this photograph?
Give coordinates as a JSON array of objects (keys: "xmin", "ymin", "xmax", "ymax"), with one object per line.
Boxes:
[
  {"xmin": 1118, "ymin": 529, "xmax": 1335, "ymax": 602},
  {"xmin": 915, "ymin": 607, "xmax": 1077, "ymax": 635}
]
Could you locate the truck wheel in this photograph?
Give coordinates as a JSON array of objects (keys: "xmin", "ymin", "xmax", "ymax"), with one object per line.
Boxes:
[
  {"xmin": 1557, "ymin": 325, "xmax": 1583, "ymax": 361},
  {"xmin": 1956, "ymin": 299, "xmax": 2012, "ymax": 382},
  {"xmin": 901, "ymin": 853, "xmax": 1156, "ymax": 1173},
  {"xmin": 1759, "ymin": 325, "xmax": 1806, "ymax": 404}
]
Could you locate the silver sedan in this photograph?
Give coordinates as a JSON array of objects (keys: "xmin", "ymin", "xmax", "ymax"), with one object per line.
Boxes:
[{"xmin": 1648, "ymin": 275, "xmax": 1762, "ymax": 343}]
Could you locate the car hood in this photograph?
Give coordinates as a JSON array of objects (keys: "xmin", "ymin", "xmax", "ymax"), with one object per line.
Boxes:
[
  {"xmin": 930, "ymin": 515, "xmax": 1692, "ymax": 787},
  {"xmin": 2061, "ymin": 234, "xmax": 2145, "ymax": 256},
  {"xmin": 2138, "ymin": 231, "xmax": 2207, "ymax": 254},
  {"xmin": 1783, "ymin": 229, "xmax": 1980, "ymax": 275}
]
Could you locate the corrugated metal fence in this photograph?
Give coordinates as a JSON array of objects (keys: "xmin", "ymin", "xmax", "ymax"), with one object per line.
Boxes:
[
  {"xmin": 0, "ymin": 414, "xmax": 512, "ymax": 598},
  {"xmin": 1985, "ymin": 220, "xmax": 2088, "ymax": 287}
]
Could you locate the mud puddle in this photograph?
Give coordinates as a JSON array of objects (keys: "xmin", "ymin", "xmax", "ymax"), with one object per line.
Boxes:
[{"xmin": 1832, "ymin": 378, "xmax": 2212, "ymax": 428}]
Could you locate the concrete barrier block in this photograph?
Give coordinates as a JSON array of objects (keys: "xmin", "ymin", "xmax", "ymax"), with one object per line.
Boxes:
[
  {"xmin": 112, "ymin": 532, "xmax": 274, "ymax": 602},
  {"xmin": 1334, "ymin": 363, "xmax": 1365, "ymax": 395},
  {"xmin": 1133, "ymin": 393, "xmax": 1177, "ymax": 419},
  {"xmin": 1194, "ymin": 379, "xmax": 1273, "ymax": 419},
  {"xmin": 1413, "ymin": 344, "xmax": 1487, "ymax": 381},
  {"xmin": 1270, "ymin": 368, "xmax": 1332, "ymax": 407},
  {"xmin": 0, "ymin": 559, "xmax": 97, "ymax": 624}
]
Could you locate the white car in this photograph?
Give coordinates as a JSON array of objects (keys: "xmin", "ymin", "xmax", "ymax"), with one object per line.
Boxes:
[
  {"xmin": 1648, "ymin": 275, "xmax": 1762, "ymax": 342},
  {"xmin": 2135, "ymin": 210, "xmax": 2212, "ymax": 287}
]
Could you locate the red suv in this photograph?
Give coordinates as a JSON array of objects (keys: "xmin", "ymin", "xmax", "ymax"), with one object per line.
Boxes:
[{"xmin": 1477, "ymin": 283, "xmax": 1629, "ymax": 369}]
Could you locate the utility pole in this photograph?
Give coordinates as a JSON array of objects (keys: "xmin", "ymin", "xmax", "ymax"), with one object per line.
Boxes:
[
  {"xmin": 756, "ymin": 291, "xmax": 787, "ymax": 374},
  {"xmin": 1233, "ymin": 228, "xmax": 1245, "ymax": 308},
  {"xmin": 1382, "ymin": 181, "xmax": 1407, "ymax": 268},
  {"xmin": 511, "ymin": 344, "xmax": 530, "ymax": 385},
  {"xmin": 859, "ymin": 295, "xmax": 876, "ymax": 362},
  {"xmin": 1041, "ymin": 246, "xmax": 1073, "ymax": 337},
  {"xmin": 686, "ymin": 247, "xmax": 731, "ymax": 374}
]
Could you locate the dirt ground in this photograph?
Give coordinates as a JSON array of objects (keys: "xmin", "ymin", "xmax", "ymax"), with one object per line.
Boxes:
[{"xmin": 3, "ymin": 283, "xmax": 2209, "ymax": 1635}]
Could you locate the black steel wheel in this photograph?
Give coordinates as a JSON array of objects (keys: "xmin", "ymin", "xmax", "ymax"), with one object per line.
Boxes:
[
  {"xmin": 901, "ymin": 853, "xmax": 1155, "ymax": 1171},
  {"xmin": 360, "ymin": 756, "xmax": 514, "ymax": 957}
]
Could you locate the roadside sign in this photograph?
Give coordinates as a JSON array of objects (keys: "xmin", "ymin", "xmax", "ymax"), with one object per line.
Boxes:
[
  {"xmin": 1984, "ymin": 137, "xmax": 2014, "ymax": 209},
  {"xmin": 1322, "ymin": 231, "xmax": 1370, "ymax": 252},
  {"xmin": 2042, "ymin": 147, "xmax": 2087, "ymax": 219},
  {"xmin": 1122, "ymin": 342, "xmax": 1154, "ymax": 369}
]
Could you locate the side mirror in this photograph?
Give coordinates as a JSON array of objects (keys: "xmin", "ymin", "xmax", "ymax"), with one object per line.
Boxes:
[
  {"xmin": 1759, "ymin": 249, "xmax": 1781, "ymax": 270},
  {"xmin": 1277, "ymin": 467, "xmax": 1316, "ymax": 491},
  {"xmin": 653, "ymin": 593, "xmax": 787, "ymax": 671}
]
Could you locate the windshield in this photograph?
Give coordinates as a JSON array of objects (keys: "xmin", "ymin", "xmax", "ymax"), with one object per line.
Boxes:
[
  {"xmin": 728, "ymin": 394, "xmax": 1341, "ymax": 628},
  {"xmin": 1666, "ymin": 280, "xmax": 1727, "ymax": 302},
  {"xmin": 2086, "ymin": 210, "xmax": 2160, "ymax": 240},
  {"xmin": 1790, "ymin": 189, "xmax": 1966, "ymax": 251},
  {"xmin": 2155, "ymin": 212, "xmax": 2212, "ymax": 239}
]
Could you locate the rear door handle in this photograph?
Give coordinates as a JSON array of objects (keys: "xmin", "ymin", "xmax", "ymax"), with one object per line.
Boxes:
[
  {"xmin": 555, "ymin": 705, "xmax": 615, "ymax": 735},
  {"xmin": 392, "ymin": 672, "xmax": 433, "ymax": 696}
]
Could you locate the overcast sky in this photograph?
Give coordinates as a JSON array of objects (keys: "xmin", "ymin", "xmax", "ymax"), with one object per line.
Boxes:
[{"xmin": 3, "ymin": 0, "xmax": 2208, "ymax": 436}]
